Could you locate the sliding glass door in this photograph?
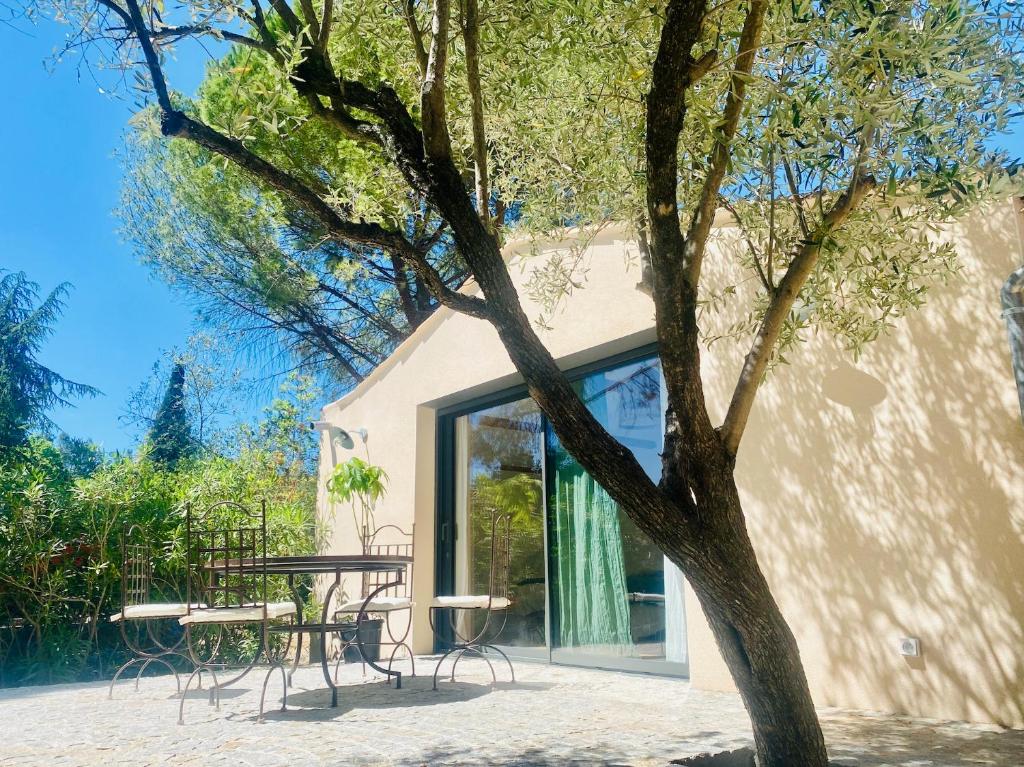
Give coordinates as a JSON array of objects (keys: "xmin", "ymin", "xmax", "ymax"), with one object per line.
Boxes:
[
  {"xmin": 440, "ymin": 349, "xmax": 688, "ymax": 675},
  {"xmin": 546, "ymin": 356, "xmax": 687, "ymax": 671},
  {"xmin": 452, "ymin": 397, "xmax": 547, "ymax": 657}
]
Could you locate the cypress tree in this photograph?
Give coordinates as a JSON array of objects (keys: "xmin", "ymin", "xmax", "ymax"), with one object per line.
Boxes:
[{"xmin": 146, "ymin": 362, "xmax": 194, "ymax": 466}]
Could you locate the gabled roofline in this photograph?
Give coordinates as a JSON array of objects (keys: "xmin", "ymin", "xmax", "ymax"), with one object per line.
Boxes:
[
  {"xmin": 316, "ymin": 204, "xmax": 822, "ymax": 414},
  {"xmin": 321, "ymin": 220, "xmax": 643, "ymax": 414}
]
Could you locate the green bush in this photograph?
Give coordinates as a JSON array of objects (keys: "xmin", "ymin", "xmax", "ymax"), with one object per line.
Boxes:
[{"xmin": 0, "ymin": 410, "xmax": 319, "ymax": 687}]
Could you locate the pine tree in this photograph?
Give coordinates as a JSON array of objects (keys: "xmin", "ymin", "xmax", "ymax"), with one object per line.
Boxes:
[
  {"xmin": 145, "ymin": 363, "xmax": 194, "ymax": 466},
  {"xmin": 0, "ymin": 272, "xmax": 97, "ymax": 450}
]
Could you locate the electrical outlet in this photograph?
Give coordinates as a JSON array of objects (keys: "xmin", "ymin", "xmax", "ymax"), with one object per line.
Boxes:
[{"xmin": 898, "ymin": 637, "xmax": 921, "ymax": 657}]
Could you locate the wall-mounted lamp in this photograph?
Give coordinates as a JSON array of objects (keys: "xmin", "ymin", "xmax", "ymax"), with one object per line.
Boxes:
[
  {"xmin": 310, "ymin": 421, "xmax": 367, "ymax": 449},
  {"xmin": 310, "ymin": 421, "xmax": 368, "ymax": 467}
]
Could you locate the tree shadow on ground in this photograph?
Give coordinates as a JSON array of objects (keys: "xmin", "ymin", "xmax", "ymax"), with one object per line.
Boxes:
[
  {"xmin": 394, "ymin": 748, "xmax": 640, "ymax": 766},
  {"xmin": 820, "ymin": 709, "xmax": 1024, "ymax": 766},
  {"xmin": 260, "ymin": 674, "xmax": 553, "ymax": 721}
]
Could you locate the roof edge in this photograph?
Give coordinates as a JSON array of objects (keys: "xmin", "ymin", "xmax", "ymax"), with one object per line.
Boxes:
[{"xmin": 322, "ymin": 220, "xmax": 652, "ymax": 415}]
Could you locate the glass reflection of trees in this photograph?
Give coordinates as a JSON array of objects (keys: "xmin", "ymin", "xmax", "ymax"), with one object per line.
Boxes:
[
  {"xmin": 456, "ymin": 356, "xmax": 668, "ymax": 656},
  {"xmin": 462, "ymin": 398, "xmax": 546, "ymax": 648}
]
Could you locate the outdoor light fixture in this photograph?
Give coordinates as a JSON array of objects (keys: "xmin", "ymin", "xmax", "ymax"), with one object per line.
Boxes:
[
  {"xmin": 310, "ymin": 420, "xmax": 368, "ymax": 449},
  {"xmin": 310, "ymin": 421, "xmax": 368, "ymax": 467}
]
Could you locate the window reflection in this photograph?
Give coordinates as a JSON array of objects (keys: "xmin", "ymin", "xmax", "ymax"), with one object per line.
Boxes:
[
  {"xmin": 547, "ymin": 358, "xmax": 673, "ymax": 661},
  {"xmin": 454, "ymin": 398, "xmax": 546, "ymax": 651},
  {"xmin": 449, "ymin": 353, "xmax": 687, "ymax": 669}
]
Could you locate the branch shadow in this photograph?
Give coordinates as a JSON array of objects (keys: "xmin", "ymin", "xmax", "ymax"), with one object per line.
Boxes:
[{"xmin": 698, "ymin": 199, "xmax": 1024, "ymax": 727}]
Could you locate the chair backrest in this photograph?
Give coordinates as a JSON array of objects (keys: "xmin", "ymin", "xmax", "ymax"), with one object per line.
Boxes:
[
  {"xmin": 487, "ymin": 512, "xmax": 513, "ymax": 604},
  {"xmin": 361, "ymin": 523, "xmax": 414, "ymax": 600},
  {"xmin": 185, "ymin": 500, "xmax": 268, "ymax": 611},
  {"xmin": 120, "ymin": 524, "xmax": 153, "ymax": 609}
]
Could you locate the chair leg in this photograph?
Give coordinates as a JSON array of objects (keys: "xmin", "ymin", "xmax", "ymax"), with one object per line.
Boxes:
[
  {"xmin": 449, "ymin": 647, "xmax": 468, "ymax": 681},
  {"xmin": 108, "ymin": 658, "xmax": 143, "ymax": 699},
  {"xmin": 432, "ymin": 646, "xmax": 496, "ymax": 689},
  {"xmin": 385, "ymin": 643, "xmax": 415, "ymax": 686},
  {"xmin": 387, "ymin": 642, "xmax": 415, "ymax": 680},
  {"xmin": 431, "ymin": 646, "xmax": 462, "ymax": 690},
  {"xmin": 480, "ymin": 644, "xmax": 515, "ymax": 683},
  {"xmin": 450, "ymin": 646, "xmax": 497, "ymax": 685},
  {"xmin": 258, "ymin": 664, "xmax": 287, "ymax": 722},
  {"xmin": 333, "ymin": 634, "xmax": 357, "ymax": 684},
  {"xmin": 178, "ymin": 665, "xmax": 220, "ymax": 725},
  {"xmin": 133, "ymin": 656, "xmax": 183, "ymax": 693},
  {"xmin": 287, "ymin": 630, "xmax": 303, "ymax": 687}
]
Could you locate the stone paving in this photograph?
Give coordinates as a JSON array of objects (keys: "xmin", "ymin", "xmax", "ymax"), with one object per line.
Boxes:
[{"xmin": 0, "ymin": 658, "xmax": 1021, "ymax": 766}]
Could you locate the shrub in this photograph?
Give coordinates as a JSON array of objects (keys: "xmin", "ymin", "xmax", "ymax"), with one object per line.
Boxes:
[{"xmin": 0, "ymin": 436, "xmax": 318, "ymax": 687}]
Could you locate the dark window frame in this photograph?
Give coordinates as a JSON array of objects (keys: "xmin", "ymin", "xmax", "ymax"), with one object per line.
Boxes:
[{"xmin": 433, "ymin": 342, "xmax": 659, "ymax": 650}]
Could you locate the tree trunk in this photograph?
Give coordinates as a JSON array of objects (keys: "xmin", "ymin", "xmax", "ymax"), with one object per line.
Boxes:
[
  {"xmin": 659, "ymin": 468, "xmax": 829, "ymax": 767},
  {"xmin": 473, "ymin": 287, "xmax": 830, "ymax": 766}
]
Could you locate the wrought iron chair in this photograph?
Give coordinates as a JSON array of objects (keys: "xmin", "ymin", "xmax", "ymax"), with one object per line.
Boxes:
[
  {"xmin": 177, "ymin": 500, "xmax": 297, "ymax": 723},
  {"xmin": 428, "ymin": 511, "xmax": 515, "ymax": 689},
  {"xmin": 332, "ymin": 524, "xmax": 415, "ymax": 683},
  {"xmin": 108, "ymin": 524, "xmax": 197, "ymax": 698}
]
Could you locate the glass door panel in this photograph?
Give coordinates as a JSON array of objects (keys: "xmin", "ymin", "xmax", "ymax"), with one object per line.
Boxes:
[
  {"xmin": 443, "ymin": 351, "xmax": 688, "ymax": 675},
  {"xmin": 547, "ymin": 357, "xmax": 682, "ymax": 667},
  {"xmin": 453, "ymin": 396, "xmax": 547, "ymax": 656}
]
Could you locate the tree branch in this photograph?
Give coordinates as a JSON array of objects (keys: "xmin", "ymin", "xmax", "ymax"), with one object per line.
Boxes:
[
  {"xmin": 645, "ymin": 0, "xmax": 713, "ymax": 277},
  {"xmin": 150, "ymin": 24, "xmax": 267, "ymax": 52},
  {"xmin": 644, "ymin": 0, "xmax": 726, "ymax": 499},
  {"xmin": 401, "ymin": 245, "xmax": 491, "ymax": 319},
  {"xmin": 781, "ymin": 153, "xmax": 810, "ymax": 238},
  {"xmin": 462, "ymin": 0, "xmax": 489, "ymax": 224},
  {"xmin": 683, "ymin": 0, "xmax": 767, "ymax": 287},
  {"xmin": 403, "ymin": 0, "xmax": 428, "ymax": 77},
  {"xmin": 718, "ymin": 195, "xmax": 772, "ymax": 293},
  {"xmin": 318, "ymin": 0, "xmax": 333, "ymax": 50},
  {"xmin": 421, "ymin": 0, "xmax": 453, "ymax": 162},
  {"xmin": 249, "ymin": 0, "xmax": 279, "ymax": 52},
  {"xmin": 720, "ymin": 166, "xmax": 877, "ymax": 456},
  {"xmin": 296, "ymin": 0, "xmax": 319, "ymax": 39},
  {"xmin": 121, "ymin": 0, "xmax": 172, "ymax": 111},
  {"xmin": 94, "ymin": 0, "xmax": 131, "ymax": 28},
  {"xmin": 159, "ymin": 110, "xmax": 399, "ymax": 250},
  {"xmin": 269, "ymin": 0, "xmax": 302, "ymax": 35}
]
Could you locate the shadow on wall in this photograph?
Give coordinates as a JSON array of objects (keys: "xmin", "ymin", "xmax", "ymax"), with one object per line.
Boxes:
[{"xmin": 699, "ymin": 201, "xmax": 1024, "ymax": 726}]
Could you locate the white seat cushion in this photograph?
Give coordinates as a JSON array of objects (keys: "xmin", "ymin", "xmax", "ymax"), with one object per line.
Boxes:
[
  {"xmin": 335, "ymin": 596, "xmax": 413, "ymax": 613},
  {"xmin": 178, "ymin": 601, "xmax": 298, "ymax": 625},
  {"xmin": 109, "ymin": 603, "xmax": 205, "ymax": 622},
  {"xmin": 430, "ymin": 595, "xmax": 510, "ymax": 610}
]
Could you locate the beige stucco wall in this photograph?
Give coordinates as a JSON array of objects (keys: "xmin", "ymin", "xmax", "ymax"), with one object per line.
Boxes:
[{"xmin": 318, "ymin": 198, "xmax": 1024, "ymax": 727}]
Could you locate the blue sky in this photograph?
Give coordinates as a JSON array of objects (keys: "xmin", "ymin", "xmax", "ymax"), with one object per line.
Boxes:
[
  {"xmin": 1, "ymin": 18, "xmax": 1022, "ymax": 453},
  {"xmin": 0, "ymin": 19, "xmax": 226, "ymax": 452}
]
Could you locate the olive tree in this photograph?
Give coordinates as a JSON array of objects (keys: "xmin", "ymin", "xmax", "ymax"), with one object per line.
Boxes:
[{"xmin": 20, "ymin": 0, "xmax": 1024, "ymax": 762}]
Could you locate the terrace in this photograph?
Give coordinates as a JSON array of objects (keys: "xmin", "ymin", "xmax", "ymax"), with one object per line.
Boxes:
[{"xmin": 1, "ymin": 659, "xmax": 1019, "ymax": 766}]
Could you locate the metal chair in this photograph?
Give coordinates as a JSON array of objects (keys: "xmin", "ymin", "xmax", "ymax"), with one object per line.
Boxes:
[
  {"xmin": 177, "ymin": 500, "xmax": 297, "ymax": 723},
  {"xmin": 108, "ymin": 524, "xmax": 196, "ymax": 698},
  {"xmin": 332, "ymin": 524, "xmax": 415, "ymax": 683},
  {"xmin": 428, "ymin": 511, "xmax": 515, "ymax": 689}
]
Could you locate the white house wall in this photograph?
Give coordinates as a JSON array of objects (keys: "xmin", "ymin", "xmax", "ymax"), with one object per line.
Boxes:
[{"xmin": 318, "ymin": 199, "xmax": 1024, "ymax": 727}]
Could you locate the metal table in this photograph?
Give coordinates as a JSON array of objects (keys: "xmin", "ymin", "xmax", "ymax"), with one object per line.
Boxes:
[{"xmin": 216, "ymin": 554, "xmax": 412, "ymax": 707}]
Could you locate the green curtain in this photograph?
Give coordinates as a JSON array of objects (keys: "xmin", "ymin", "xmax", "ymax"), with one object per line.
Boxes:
[{"xmin": 553, "ymin": 469, "xmax": 632, "ymax": 650}]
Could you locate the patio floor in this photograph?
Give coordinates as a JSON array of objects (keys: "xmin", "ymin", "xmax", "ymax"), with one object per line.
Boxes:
[{"xmin": 0, "ymin": 657, "xmax": 1020, "ymax": 766}]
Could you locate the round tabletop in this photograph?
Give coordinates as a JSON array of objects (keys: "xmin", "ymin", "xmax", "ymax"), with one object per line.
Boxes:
[{"xmin": 206, "ymin": 553, "xmax": 412, "ymax": 576}]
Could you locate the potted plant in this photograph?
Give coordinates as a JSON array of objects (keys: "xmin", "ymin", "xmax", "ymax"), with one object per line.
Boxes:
[
  {"xmin": 326, "ymin": 456, "xmax": 388, "ymax": 550},
  {"xmin": 326, "ymin": 456, "xmax": 388, "ymax": 661}
]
